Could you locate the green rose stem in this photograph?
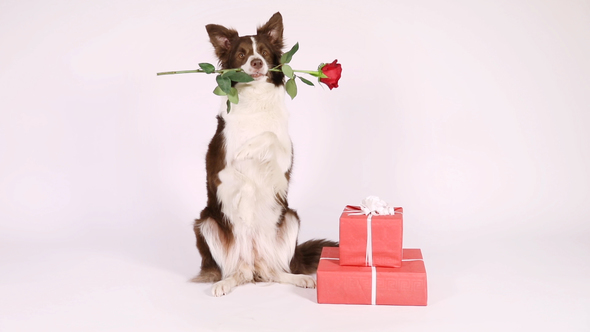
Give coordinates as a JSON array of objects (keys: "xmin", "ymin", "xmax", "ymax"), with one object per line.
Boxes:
[
  {"xmin": 268, "ymin": 68, "xmax": 328, "ymax": 78},
  {"xmin": 157, "ymin": 69, "xmax": 206, "ymax": 75},
  {"xmin": 157, "ymin": 69, "xmax": 243, "ymax": 76}
]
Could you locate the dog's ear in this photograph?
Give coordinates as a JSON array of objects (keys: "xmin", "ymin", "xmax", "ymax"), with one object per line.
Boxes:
[
  {"xmin": 206, "ymin": 24, "xmax": 238, "ymax": 60},
  {"xmin": 257, "ymin": 12, "xmax": 284, "ymax": 49}
]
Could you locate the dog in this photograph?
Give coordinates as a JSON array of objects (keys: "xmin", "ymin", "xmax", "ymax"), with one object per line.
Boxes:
[{"xmin": 191, "ymin": 12, "xmax": 337, "ymax": 297}]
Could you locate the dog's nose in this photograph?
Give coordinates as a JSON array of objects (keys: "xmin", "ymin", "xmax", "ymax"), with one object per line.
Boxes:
[{"xmin": 251, "ymin": 58, "xmax": 263, "ymax": 69}]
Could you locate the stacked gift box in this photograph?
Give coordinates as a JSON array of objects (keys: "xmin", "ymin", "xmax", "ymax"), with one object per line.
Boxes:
[{"xmin": 317, "ymin": 197, "xmax": 428, "ymax": 306}]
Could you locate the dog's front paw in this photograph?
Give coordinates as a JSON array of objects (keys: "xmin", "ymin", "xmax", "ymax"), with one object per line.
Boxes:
[
  {"xmin": 293, "ymin": 275, "xmax": 316, "ymax": 289},
  {"xmin": 212, "ymin": 279, "xmax": 234, "ymax": 297}
]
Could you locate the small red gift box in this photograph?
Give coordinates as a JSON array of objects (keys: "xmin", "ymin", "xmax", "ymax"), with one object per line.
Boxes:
[
  {"xmin": 339, "ymin": 206, "xmax": 403, "ymax": 267},
  {"xmin": 317, "ymin": 247, "xmax": 427, "ymax": 306}
]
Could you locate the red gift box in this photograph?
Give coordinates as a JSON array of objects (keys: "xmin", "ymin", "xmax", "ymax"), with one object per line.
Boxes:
[
  {"xmin": 339, "ymin": 206, "xmax": 403, "ymax": 267},
  {"xmin": 317, "ymin": 247, "xmax": 427, "ymax": 306}
]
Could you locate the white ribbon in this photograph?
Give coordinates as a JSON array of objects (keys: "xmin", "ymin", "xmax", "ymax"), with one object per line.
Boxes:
[
  {"xmin": 371, "ymin": 266, "xmax": 377, "ymax": 305},
  {"xmin": 345, "ymin": 196, "xmax": 398, "ymax": 267},
  {"xmin": 366, "ymin": 214, "xmax": 373, "ymax": 267}
]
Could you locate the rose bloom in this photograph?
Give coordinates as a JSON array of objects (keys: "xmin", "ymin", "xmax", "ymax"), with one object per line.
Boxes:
[{"xmin": 319, "ymin": 60, "xmax": 342, "ymax": 90}]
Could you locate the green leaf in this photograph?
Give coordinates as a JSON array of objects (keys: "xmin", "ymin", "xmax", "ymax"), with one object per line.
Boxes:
[
  {"xmin": 282, "ymin": 64, "xmax": 294, "ymax": 79},
  {"xmin": 199, "ymin": 63, "xmax": 216, "ymax": 74},
  {"xmin": 280, "ymin": 54, "xmax": 289, "ymax": 64},
  {"xmin": 280, "ymin": 42, "xmax": 299, "ymax": 64},
  {"xmin": 285, "ymin": 78, "xmax": 297, "ymax": 99},
  {"xmin": 298, "ymin": 76, "xmax": 315, "ymax": 86},
  {"xmin": 223, "ymin": 71, "xmax": 254, "ymax": 82},
  {"xmin": 226, "ymin": 100, "xmax": 231, "ymax": 113},
  {"xmin": 228, "ymin": 87, "xmax": 239, "ymax": 104},
  {"xmin": 216, "ymin": 75, "xmax": 231, "ymax": 94},
  {"xmin": 213, "ymin": 86, "xmax": 227, "ymax": 96}
]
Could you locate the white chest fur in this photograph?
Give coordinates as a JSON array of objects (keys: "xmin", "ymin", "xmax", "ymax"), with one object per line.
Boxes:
[{"xmin": 216, "ymin": 81, "xmax": 293, "ymax": 229}]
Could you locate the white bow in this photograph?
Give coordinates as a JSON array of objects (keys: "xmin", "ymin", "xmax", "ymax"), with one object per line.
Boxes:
[{"xmin": 360, "ymin": 196, "xmax": 397, "ymax": 216}]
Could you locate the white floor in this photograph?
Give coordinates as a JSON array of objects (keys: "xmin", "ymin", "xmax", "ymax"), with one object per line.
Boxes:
[{"xmin": 2, "ymin": 228, "xmax": 588, "ymax": 332}]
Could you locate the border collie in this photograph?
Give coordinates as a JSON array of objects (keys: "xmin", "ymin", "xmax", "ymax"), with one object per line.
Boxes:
[{"xmin": 192, "ymin": 12, "xmax": 337, "ymax": 297}]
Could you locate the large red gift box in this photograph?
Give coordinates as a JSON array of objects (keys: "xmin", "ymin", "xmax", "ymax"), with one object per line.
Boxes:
[
  {"xmin": 339, "ymin": 206, "xmax": 403, "ymax": 267},
  {"xmin": 317, "ymin": 247, "xmax": 427, "ymax": 306}
]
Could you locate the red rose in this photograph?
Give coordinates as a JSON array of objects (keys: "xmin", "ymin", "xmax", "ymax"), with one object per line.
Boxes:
[{"xmin": 319, "ymin": 60, "xmax": 342, "ymax": 90}]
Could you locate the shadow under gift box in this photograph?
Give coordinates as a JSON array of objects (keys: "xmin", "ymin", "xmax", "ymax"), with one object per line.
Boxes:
[
  {"xmin": 339, "ymin": 206, "xmax": 403, "ymax": 267},
  {"xmin": 317, "ymin": 247, "xmax": 427, "ymax": 306}
]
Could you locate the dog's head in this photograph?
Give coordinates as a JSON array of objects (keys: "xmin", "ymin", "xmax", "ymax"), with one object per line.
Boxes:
[{"xmin": 206, "ymin": 12, "xmax": 285, "ymax": 86}]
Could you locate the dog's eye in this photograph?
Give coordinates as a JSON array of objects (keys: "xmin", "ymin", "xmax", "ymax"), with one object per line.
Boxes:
[
  {"xmin": 262, "ymin": 50, "xmax": 268, "ymax": 56},
  {"xmin": 238, "ymin": 52, "xmax": 245, "ymax": 59}
]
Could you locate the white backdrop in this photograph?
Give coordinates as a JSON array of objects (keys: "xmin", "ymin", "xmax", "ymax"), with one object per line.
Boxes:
[{"xmin": 1, "ymin": 1, "xmax": 589, "ymax": 331}]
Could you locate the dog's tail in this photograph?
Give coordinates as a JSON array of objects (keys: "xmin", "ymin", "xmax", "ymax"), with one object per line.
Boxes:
[{"xmin": 290, "ymin": 239, "xmax": 338, "ymax": 275}]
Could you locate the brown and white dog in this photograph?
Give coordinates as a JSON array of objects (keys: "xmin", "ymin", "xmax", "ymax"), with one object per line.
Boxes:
[{"xmin": 192, "ymin": 12, "xmax": 337, "ymax": 297}]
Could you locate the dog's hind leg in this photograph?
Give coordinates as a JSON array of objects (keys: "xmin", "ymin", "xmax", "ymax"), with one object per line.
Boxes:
[
  {"xmin": 262, "ymin": 209, "xmax": 317, "ymax": 288},
  {"xmin": 193, "ymin": 216, "xmax": 236, "ymax": 283},
  {"xmin": 192, "ymin": 219, "xmax": 222, "ymax": 283}
]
